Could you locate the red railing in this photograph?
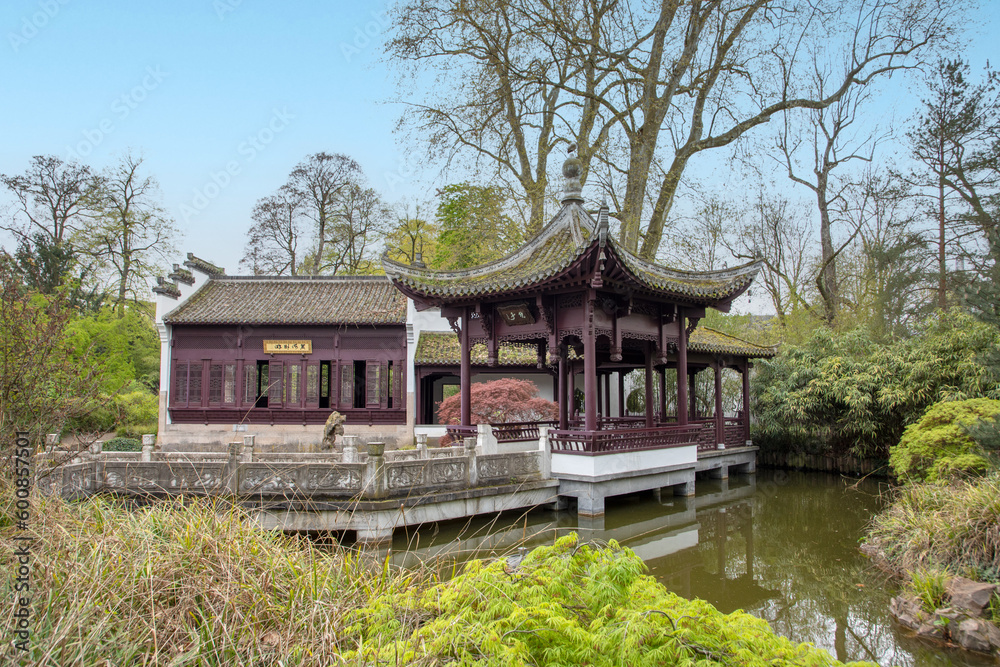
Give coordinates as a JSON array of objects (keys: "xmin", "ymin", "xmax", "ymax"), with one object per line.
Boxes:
[
  {"xmin": 548, "ymin": 424, "xmax": 703, "ymax": 454},
  {"xmin": 491, "ymin": 421, "xmax": 559, "ymax": 442}
]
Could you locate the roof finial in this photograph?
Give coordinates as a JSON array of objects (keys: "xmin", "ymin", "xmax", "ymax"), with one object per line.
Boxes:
[{"xmin": 561, "ymin": 141, "xmax": 583, "ymax": 205}]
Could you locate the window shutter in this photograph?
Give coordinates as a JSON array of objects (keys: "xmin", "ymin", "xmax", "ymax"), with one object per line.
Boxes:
[
  {"xmin": 243, "ymin": 364, "xmax": 258, "ymax": 406},
  {"xmin": 305, "ymin": 362, "xmax": 320, "ymax": 409},
  {"xmin": 328, "ymin": 361, "xmax": 338, "ymax": 406},
  {"xmin": 285, "ymin": 362, "xmax": 301, "ymax": 407},
  {"xmin": 340, "ymin": 363, "xmax": 354, "ymax": 408},
  {"xmin": 173, "ymin": 361, "xmax": 189, "ymax": 406},
  {"xmin": 268, "ymin": 359, "xmax": 284, "ymax": 409},
  {"xmin": 366, "ymin": 360, "xmax": 381, "ymax": 407},
  {"xmin": 189, "ymin": 363, "xmax": 204, "ymax": 406},
  {"xmin": 208, "ymin": 364, "xmax": 223, "ymax": 404},
  {"xmin": 223, "ymin": 364, "xmax": 237, "ymax": 405},
  {"xmin": 391, "ymin": 360, "xmax": 403, "ymax": 409}
]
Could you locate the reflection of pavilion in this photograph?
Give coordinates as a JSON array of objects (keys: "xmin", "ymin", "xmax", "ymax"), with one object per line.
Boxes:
[
  {"xmin": 384, "ymin": 477, "xmax": 775, "ymax": 608},
  {"xmin": 386, "ymin": 151, "xmax": 774, "ymax": 514}
]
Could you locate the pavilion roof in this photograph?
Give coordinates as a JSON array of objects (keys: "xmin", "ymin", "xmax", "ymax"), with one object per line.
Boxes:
[
  {"xmin": 383, "ymin": 199, "xmax": 762, "ymax": 307},
  {"xmin": 163, "ymin": 276, "xmax": 407, "ymax": 326},
  {"xmin": 413, "ymin": 326, "xmax": 774, "ymax": 365}
]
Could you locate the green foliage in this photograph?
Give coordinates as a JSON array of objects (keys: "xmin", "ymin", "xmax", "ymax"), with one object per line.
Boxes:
[
  {"xmin": 66, "ymin": 307, "xmax": 161, "ymax": 394},
  {"xmin": 889, "ymin": 398, "xmax": 1000, "ymax": 482},
  {"xmin": 906, "ymin": 569, "xmax": 949, "ymax": 613},
  {"xmin": 864, "ymin": 472, "xmax": 1000, "ymax": 578},
  {"xmin": 10, "ymin": 496, "xmax": 871, "ymax": 666},
  {"xmin": 433, "ymin": 183, "xmax": 524, "ymax": 269},
  {"xmin": 753, "ymin": 312, "xmax": 1000, "ymax": 459},
  {"xmin": 102, "ymin": 436, "xmax": 143, "ymax": 452},
  {"xmin": 346, "ymin": 533, "xmax": 870, "ymax": 666}
]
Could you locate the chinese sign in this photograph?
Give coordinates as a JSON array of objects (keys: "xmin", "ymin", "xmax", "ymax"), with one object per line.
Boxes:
[{"xmin": 263, "ymin": 340, "xmax": 313, "ymax": 354}]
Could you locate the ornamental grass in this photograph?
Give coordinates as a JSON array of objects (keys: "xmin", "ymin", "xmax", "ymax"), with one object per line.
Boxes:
[
  {"xmin": 3, "ymin": 490, "xmax": 870, "ymax": 666},
  {"xmin": 865, "ymin": 472, "xmax": 1000, "ymax": 582}
]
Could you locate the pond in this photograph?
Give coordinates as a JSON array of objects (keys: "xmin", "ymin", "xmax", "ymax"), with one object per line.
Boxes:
[{"xmin": 377, "ymin": 469, "xmax": 996, "ymax": 667}]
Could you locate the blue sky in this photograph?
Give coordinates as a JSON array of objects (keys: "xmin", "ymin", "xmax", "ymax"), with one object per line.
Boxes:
[{"xmin": 1, "ymin": 0, "xmax": 998, "ymax": 278}]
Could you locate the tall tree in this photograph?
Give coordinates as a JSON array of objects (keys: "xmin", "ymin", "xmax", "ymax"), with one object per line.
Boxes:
[
  {"xmin": 240, "ymin": 187, "xmax": 302, "ymax": 276},
  {"xmin": 244, "ymin": 152, "xmax": 389, "ymax": 275},
  {"xmin": 84, "ymin": 154, "xmax": 178, "ymax": 316},
  {"xmin": 907, "ymin": 59, "xmax": 1000, "ymax": 309},
  {"xmin": 432, "ymin": 183, "xmax": 524, "ymax": 269},
  {"xmin": 776, "ymin": 85, "xmax": 881, "ymax": 323},
  {"xmin": 1, "ymin": 155, "xmax": 100, "ymax": 247},
  {"xmin": 384, "ymin": 205, "xmax": 439, "ymax": 266},
  {"xmin": 388, "ymin": 0, "xmax": 960, "ymax": 259}
]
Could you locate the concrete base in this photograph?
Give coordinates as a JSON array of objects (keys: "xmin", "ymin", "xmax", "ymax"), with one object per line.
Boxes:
[
  {"xmin": 696, "ymin": 446, "xmax": 757, "ymax": 477},
  {"xmin": 251, "ymin": 479, "xmax": 560, "ymax": 544},
  {"xmin": 158, "ymin": 423, "xmax": 412, "ymax": 451},
  {"xmin": 556, "ymin": 463, "xmax": 696, "ymax": 517}
]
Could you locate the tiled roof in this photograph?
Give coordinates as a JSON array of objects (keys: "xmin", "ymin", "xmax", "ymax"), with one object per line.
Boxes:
[
  {"xmin": 184, "ymin": 253, "xmax": 225, "ymax": 277},
  {"xmin": 384, "ymin": 201, "xmax": 762, "ymax": 306},
  {"xmin": 163, "ymin": 276, "xmax": 407, "ymax": 325},
  {"xmin": 415, "ymin": 332, "xmax": 541, "ymax": 366},
  {"xmin": 168, "ymin": 264, "xmax": 195, "ymax": 286},
  {"xmin": 152, "ymin": 277, "xmax": 180, "ymax": 299},
  {"xmin": 689, "ymin": 327, "xmax": 777, "ymax": 358},
  {"xmin": 414, "ymin": 327, "xmax": 775, "ymax": 366}
]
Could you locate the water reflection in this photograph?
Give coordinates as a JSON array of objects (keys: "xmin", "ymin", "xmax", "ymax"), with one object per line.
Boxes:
[{"xmin": 362, "ymin": 470, "xmax": 994, "ymax": 667}]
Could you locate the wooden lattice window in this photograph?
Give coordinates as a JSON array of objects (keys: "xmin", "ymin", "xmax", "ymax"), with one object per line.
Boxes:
[
  {"xmin": 189, "ymin": 363, "xmax": 204, "ymax": 406},
  {"xmin": 208, "ymin": 364, "xmax": 224, "ymax": 404},
  {"xmin": 223, "ymin": 364, "xmax": 236, "ymax": 405},
  {"xmin": 366, "ymin": 361, "xmax": 383, "ymax": 407},
  {"xmin": 173, "ymin": 361, "xmax": 189, "ymax": 405},
  {"xmin": 285, "ymin": 363, "xmax": 301, "ymax": 406},
  {"xmin": 268, "ymin": 360, "xmax": 284, "ymax": 408},
  {"xmin": 243, "ymin": 364, "xmax": 258, "ymax": 405},
  {"xmin": 305, "ymin": 362, "xmax": 320, "ymax": 409},
  {"xmin": 340, "ymin": 363, "xmax": 354, "ymax": 408}
]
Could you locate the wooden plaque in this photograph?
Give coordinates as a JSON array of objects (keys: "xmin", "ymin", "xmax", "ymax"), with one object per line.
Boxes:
[{"xmin": 263, "ymin": 339, "xmax": 312, "ymax": 354}]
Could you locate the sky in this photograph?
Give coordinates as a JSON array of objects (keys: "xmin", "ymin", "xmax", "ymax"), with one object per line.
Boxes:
[{"xmin": 1, "ymin": 0, "xmax": 998, "ymax": 293}]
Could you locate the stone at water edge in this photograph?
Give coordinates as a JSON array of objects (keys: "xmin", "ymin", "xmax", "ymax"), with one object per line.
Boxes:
[
  {"xmin": 986, "ymin": 621, "xmax": 1000, "ymax": 651},
  {"xmin": 953, "ymin": 618, "xmax": 993, "ymax": 654},
  {"xmin": 946, "ymin": 577, "xmax": 999, "ymax": 618},
  {"xmin": 890, "ymin": 595, "xmax": 926, "ymax": 630}
]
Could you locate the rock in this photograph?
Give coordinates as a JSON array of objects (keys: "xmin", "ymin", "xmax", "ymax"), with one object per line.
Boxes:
[
  {"xmin": 946, "ymin": 577, "xmax": 997, "ymax": 617},
  {"xmin": 986, "ymin": 621, "xmax": 1000, "ymax": 651},
  {"xmin": 890, "ymin": 595, "xmax": 926, "ymax": 630},
  {"xmin": 321, "ymin": 411, "xmax": 346, "ymax": 450},
  {"xmin": 916, "ymin": 620, "xmax": 946, "ymax": 640},
  {"xmin": 953, "ymin": 618, "xmax": 993, "ymax": 654}
]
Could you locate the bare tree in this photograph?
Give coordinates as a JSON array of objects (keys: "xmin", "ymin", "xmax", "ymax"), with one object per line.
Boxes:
[
  {"xmin": 84, "ymin": 153, "xmax": 178, "ymax": 315},
  {"xmin": 318, "ymin": 184, "xmax": 392, "ymax": 275},
  {"xmin": 240, "ymin": 187, "xmax": 302, "ymax": 276},
  {"xmin": 1, "ymin": 155, "xmax": 100, "ymax": 246},
  {"xmin": 776, "ymin": 84, "xmax": 883, "ymax": 323},
  {"xmin": 388, "ymin": 0, "xmax": 960, "ymax": 260}
]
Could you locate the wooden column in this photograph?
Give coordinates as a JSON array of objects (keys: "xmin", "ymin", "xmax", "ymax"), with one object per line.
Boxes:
[
  {"xmin": 742, "ymin": 362, "xmax": 751, "ymax": 445},
  {"xmin": 714, "ymin": 362, "xmax": 724, "ymax": 446},
  {"xmin": 676, "ymin": 311, "xmax": 688, "ymax": 426},
  {"xmin": 644, "ymin": 344, "xmax": 654, "ymax": 428},
  {"xmin": 557, "ymin": 351, "xmax": 568, "ymax": 430},
  {"xmin": 617, "ymin": 371, "xmax": 625, "ymax": 417},
  {"xmin": 460, "ymin": 306, "xmax": 471, "ymax": 426},
  {"xmin": 584, "ymin": 295, "xmax": 598, "ymax": 431}
]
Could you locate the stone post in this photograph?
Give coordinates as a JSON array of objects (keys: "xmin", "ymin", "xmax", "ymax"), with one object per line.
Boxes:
[
  {"xmin": 538, "ymin": 426, "xmax": 551, "ymax": 480},
  {"xmin": 416, "ymin": 433, "xmax": 428, "ymax": 459},
  {"xmin": 342, "ymin": 434, "xmax": 359, "ymax": 464},
  {"xmin": 242, "ymin": 434, "xmax": 256, "ymax": 463},
  {"xmin": 464, "ymin": 436, "xmax": 478, "ymax": 487},
  {"xmin": 45, "ymin": 433, "xmax": 59, "ymax": 454},
  {"xmin": 364, "ymin": 442, "xmax": 386, "ymax": 499},
  {"xmin": 477, "ymin": 423, "xmax": 498, "ymax": 455},
  {"xmin": 141, "ymin": 434, "xmax": 155, "ymax": 462},
  {"xmin": 225, "ymin": 441, "xmax": 241, "ymax": 494},
  {"xmin": 89, "ymin": 440, "xmax": 103, "ymax": 456}
]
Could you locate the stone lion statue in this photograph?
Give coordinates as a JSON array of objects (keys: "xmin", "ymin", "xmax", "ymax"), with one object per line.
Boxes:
[{"xmin": 321, "ymin": 411, "xmax": 346, "ymax": 450}]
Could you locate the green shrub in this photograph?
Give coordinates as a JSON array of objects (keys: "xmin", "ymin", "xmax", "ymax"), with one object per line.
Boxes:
[
  {"xmin": 102, "ymin": 436, "xmax": 142, "ymax": 452},
  {"xmin": 906, "ymin": 569, "xmax": 949, "ymax": 613},
  {"xmin": 889, "ymin": 398, "xmax": 1000, "ymax": 482}
]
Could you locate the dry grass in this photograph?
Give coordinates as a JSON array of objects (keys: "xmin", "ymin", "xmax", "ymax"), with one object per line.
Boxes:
[
  {"xmin": 2, "ymin": 491, "xmax": 423, "ymax": 666},
  {"xmin": 865, "ymin": 472, "xmax": 1000, "ymax": 582}
]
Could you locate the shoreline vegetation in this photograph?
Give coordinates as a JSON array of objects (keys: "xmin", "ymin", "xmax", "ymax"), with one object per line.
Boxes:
[{"xmin": 2, "ymin": 492, "xmax": 872, "ymax": 666}]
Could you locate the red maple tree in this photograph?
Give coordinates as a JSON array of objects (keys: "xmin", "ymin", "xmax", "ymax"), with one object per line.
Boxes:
[{"xmin": 437, "ymin": 378, "xmax": 558, "ymax": 426}]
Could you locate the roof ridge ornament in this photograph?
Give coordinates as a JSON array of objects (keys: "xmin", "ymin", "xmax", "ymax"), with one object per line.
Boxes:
[
  {"xmin": 598, "ymin": 199, "xmax": 609, "ymax": 248},
  {"xmin": 561, "ymin": 142, "xmax": 584, "ymax": 205}
]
